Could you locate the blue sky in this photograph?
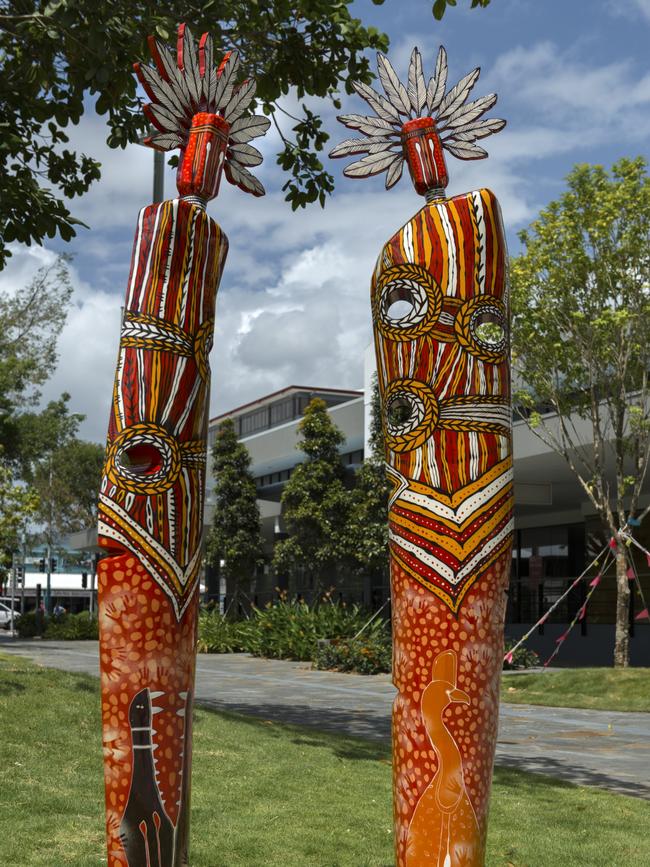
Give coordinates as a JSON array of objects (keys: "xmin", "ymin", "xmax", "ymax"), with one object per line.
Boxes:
[{"xmin": 3, "ymin": 0, "xmax": 650, "ymax": 442}]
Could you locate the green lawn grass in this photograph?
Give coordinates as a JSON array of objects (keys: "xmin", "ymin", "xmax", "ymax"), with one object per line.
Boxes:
[
  {"xmin": 501, "ymin": 667, "xmax": 650, "ymax": 712},
  {"xmin": 1, "ymin": 652, "xmax": 649, "ymax": 866}
]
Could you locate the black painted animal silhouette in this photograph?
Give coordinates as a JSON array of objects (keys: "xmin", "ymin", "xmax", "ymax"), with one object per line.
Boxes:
[{"xmin": 120, "ymin": 688, "xmax": 191, "ymax": 867}]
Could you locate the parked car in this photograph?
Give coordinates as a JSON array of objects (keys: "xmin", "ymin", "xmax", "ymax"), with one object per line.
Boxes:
[{"xmin": 0, "ymin": 601, "xmax": 20, "ymax": 629}]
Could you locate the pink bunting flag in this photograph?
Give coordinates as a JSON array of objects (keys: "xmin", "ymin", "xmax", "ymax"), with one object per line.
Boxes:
[
  {"xmin": 609, "ymin": 537, "xmax": 618, "ymax": 550},
  {"xmin": 504, "ymin": 651, "xmax": 514, "ymax": 664},
  {"xmin": 635, "ymin": 608, "xmax": 649, "ymax": 621},
  {"xmin": 577, "ymin": 604, "xmax": 587, "ymax": 621},
  {"xmin": 539, "ymin": 613, "xmax": 548, "ymax": 625},
  {"xmin": 627, "ymin": 567, "xmax": 635, "ymax": 580},
  {"xmin": 589, "ymin": 574, "xmax": 601, "ymax": 588},
  {"xmin": 556, "ymin": 631, "xmax": 568, "ymax": 644}
]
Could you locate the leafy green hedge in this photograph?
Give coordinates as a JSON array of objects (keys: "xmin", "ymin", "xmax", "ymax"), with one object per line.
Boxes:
[
  {"xmin": 312, "ymin": 634, "xmax": 391, "ymax": 675},
  {"xmin": 15, "ymin": 611, "xmax": 99, "ymax": 640},
  {"xmin": 13, "ymin": 611, "xmax": 42, "ymax": 638},
  {"xmin": 197, "ymin": 599, "xmax": 541, "ymax": 675},
  {"xmin": 13, "ymin": 599, "xmax": 539, "ymax": 676},
  {"xmin": 503, "ymin": 638, "xmax": 539, "ymax": 670},
  {"xmin": 197, "ymin": 597, "xmax": 387, "ymax": 668},
  {"xmin": 196, "ymin": 609, "xmax": 250, "ymax": 654}
]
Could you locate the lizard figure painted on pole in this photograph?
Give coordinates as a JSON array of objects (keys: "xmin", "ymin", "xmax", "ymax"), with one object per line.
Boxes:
[
  {"xmin": 97, "ymin": 24, "xmax": 269, "ymax": 867},
  {"xmin": 331, "ymin": 47, "xmax": 510, "ymax": 867}
]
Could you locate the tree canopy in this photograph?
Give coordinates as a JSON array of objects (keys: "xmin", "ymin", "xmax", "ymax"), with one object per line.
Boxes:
[
  {"xmin": 31, "ymin": 437, "xmax": 105, "ymax": 536},
  {"xmin": 511, "ymin": 156, "xmax": 650, "ymax": 666},
  {"xmin": 206, "ymin": 417, "xmax": 264, "ymax": 602},
  {"xmin": 0, "ymin": 256, "xmax": 73, "ymax": 460},
  {"xmin": 0, "ymin": 451, "xmax": 38, "ymax": 583},
  {"xmin": 0, "ymin": 0, "xmax": 496, "ymax": 267},
  {"xmin": 349, "ymin": 374, "xmax": 389, "ymax": 582},
  {"xmin": 432, "ymin": 0, "xmax": 491, "ymax": 21},
  {"xmin": 0, "ymin": 255, "xmax": 103, "ymax": 551},
  {"xmin": 273, "ymin": 398, "xmax": 353, "ymax": 590},
  {"xmin": 0, "ymin": 0, "xmax": 389, "ymax": 267}
]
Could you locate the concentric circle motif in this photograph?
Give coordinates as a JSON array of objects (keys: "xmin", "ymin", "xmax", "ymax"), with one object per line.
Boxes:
[
  {"xmin": 384, "ymin": 378, "xmax": 439, "ymax": 453},
  {"xmin": 374, "ymin": 264, "xmax": 442, "ymax": 341},
  {"xmin": 106, "ymin": 423, "xmax": 182, "ymax": 495},
  {"xmin": 194, "ymin": 319, "xmax": 215, "ymax": 382},
  {"xmin": 454, "ymin": 296, "xmax": 507, "ymax": 363}
]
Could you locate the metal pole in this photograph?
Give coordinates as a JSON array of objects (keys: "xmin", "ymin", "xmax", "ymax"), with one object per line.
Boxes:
[
  {"xmin": 45, "ymin": 539, "xmax": 52, "ymax": 615},
  {"xmin": 45, "ymin": 462, "xmax": 53, "ymax": 614},
  {"xmin": 36, "ymin": 583, "xmax": 42, "ymax": 635},
  {"xmin": 90, "ymin": 554, "xmax": 97, "ymax": 617},
  {"xmin": 10, "ymin": 553, "xmax": 16, "ymax": 634},
  {"xmin": 20, "ymin": 539, "xmax": 26, "ymax": 614},
  {"xmin": 153, "ymin": 150, "xmax": 164, "ymax": 203}
]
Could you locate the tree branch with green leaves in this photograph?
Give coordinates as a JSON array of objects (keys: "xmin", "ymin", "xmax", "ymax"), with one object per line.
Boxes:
[
  {"xmin": 511, "ymin": 156, "xmax": 650, "ymax": 666},
  {"xmin": 273, "ymin": 398, "xmax": 354, "ymax": 591},
  {"xmin": 206, "ymin": 418, "xmax": 264, "ymax": 607},
  {"xmin": 0, "ymin": 0, "xmax": 389, "ymax": 266}
]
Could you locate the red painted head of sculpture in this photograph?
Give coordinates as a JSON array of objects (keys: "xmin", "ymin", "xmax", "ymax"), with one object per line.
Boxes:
[
  {"xmin": 177, "ymin": 112, "xmax": 230, "ymax": 202},
  {"xmin": 401, "ymin": 118, "xmax": 448, "ymax": 197}
]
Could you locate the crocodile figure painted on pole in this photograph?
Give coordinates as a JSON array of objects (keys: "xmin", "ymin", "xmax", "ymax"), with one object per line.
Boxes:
[
  {"xmin": 97, "ymin": 24, "xmax": 269, "ymax": 867},
  {"xmin": 331, "ymin": 47, "xmax": 511, "ymax": 866}
]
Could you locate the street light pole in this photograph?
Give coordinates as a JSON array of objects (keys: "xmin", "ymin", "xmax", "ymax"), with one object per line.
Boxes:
[
  {"xmin": 10, "ymin": 552, "xmax": 16, "ymax": 634},
  {"xmin": 20, "ymin": 537, "xmax": 26, "ymax": 614},
  {"xmin": 45, "ymin": 463, "xmax": 53, "ymax": 614},
  {"xmin": 153, "ymin": 149, "xmax": 164, "ymax": 203},
  {"xmin": 137, "ymin": 132, "xmax": 165, "ymax": 204}
]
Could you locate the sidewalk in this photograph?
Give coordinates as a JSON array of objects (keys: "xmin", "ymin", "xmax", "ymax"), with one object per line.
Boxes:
[{"xmin": 2, "ymin": 637, "xmax": 648, "ymax": 800}]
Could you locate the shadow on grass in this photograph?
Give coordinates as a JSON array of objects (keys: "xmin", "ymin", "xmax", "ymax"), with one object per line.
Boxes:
[
  {"xmin": 494, "ymin": 753, "xmax": 650, "ymax": 800},
  {"xmin": 73, "ymin": 677, "xmax": 98, "ymax": 694},
  {"xmin": 194, "ymin": 701, "xmax": 392, "ymax": 762},
  {"xmin": 195, "ymin": 699, "xmax": 650, "ymax": 799},
  {"xmin": 195, "ymin": 696, "xmax": 390, "ymax": 740},
  {"xmin": 289, "ymin": 734, "xmax": 390, "ymax": 762},
  {"xmin": 0, "ymin": 679, "xmax": 26, "ymax": 693}
]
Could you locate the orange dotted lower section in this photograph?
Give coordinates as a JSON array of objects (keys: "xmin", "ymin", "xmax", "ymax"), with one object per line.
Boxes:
[
  {"xmin": 97, "ymin": 554, "xmax": 198, "ymax": 867},
  {"xmin": 392, "ymin": 552, "xmax": 509, "ymax": 866}
]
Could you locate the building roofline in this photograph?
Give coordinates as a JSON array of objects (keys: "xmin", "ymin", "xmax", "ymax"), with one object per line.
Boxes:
[{"xmin": 209, "ymin": 385, "xmax": 363, "ymax": 423}]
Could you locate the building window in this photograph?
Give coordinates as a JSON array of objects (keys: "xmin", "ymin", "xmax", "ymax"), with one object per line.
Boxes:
[
  {"xmin": 270, "ymin": 398, "xmax": 295, "ymax": 426},
  {"xmin": 240, "ymin": 407, "xmax": 269, "ymax": 436},
  {"xmin": 507, "ymin": 524, "xmax": 585, "ymax": 624}
]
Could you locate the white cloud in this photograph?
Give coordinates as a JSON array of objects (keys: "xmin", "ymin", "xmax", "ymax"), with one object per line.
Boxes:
[
  {"xmin": 12, "ymin": 22, "xmax": 650, "ymax": 441},
  {"xmin": 608, "ymin": 0, "xmax": 650, "ymax": 23},
  {"xmin": 1, "ymin": 245, "xmax": 120, "ymax": 443},
  {"xmin": 633, "ymin": 0, "xmax": 650, "ymax": 20},
  {"xmin": 6, "ymin": 88, "xmax": 540, "ymax": 441},
  {"xmin": 40, "ymin": 284, "xmax": 121, "ymax": 441},
  {"xmin": 0, "ymin": 244, "xmax": 56, "ymax": 292},
  {"xmin": 489, "ymin": 41, "xmax": 650, "ymax": 138},
  {"xmin": 208, "ymin": 240, "xmax": 372, "ymax": 418}
]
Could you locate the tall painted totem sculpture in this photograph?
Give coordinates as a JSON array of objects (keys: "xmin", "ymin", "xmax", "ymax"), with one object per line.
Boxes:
[
  {"xmin": 332, "ymin": 48, "xmax": 511, "ymax": 866},
  {"xmin": 97, "ymin": 25, "xmax": 269, "ymax": 867}
]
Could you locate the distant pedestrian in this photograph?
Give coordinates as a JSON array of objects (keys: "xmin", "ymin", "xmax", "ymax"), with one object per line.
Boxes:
[{"xmin": 53, "ymin": 603, "xmax": 66, "ymax": 619}]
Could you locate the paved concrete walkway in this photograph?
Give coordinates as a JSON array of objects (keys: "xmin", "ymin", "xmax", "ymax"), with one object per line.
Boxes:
[{"xmin": 2, "ymin": 638, "xmax": 648, "ymax": 800}]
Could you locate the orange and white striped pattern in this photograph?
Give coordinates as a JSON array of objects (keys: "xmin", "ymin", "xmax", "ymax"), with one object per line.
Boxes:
[
  {"xmin": 371, "ymin": 187, "xmax": 512, "ymax": 866},
  {"xmin": 98, "ymin": 198, "xmax": 227, "ymax": 866}
]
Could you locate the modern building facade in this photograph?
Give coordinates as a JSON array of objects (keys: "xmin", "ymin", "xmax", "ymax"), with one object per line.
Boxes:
[
  {"xmin": 206, "ymin": 351, "xmax": 650, "ymax": 665},
  {"xmin": 1, "ymin": 541, "xmax": 98, "ymax": 616},
  {"xmin": 205, "ymin": 385, "xmax": 367, "ymax": 606},
  {"xmin": 58, "ymin": 368, "xmax": 648, "ymax": 665},
  {"xmin": 208, "ymin": 385, "xmax": 365, "ymax": 504}
]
